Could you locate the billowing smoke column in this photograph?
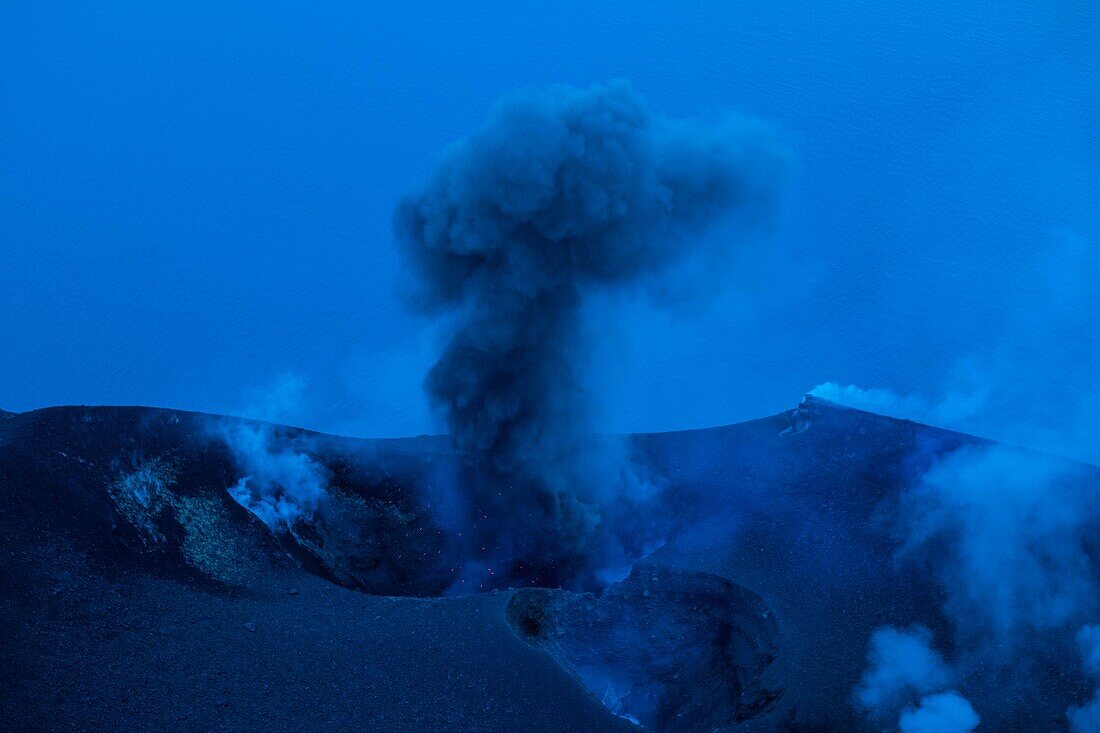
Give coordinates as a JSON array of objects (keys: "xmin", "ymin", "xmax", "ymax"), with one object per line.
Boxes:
[{"xmin": 396, "ymin": 81, "xmax": 783, "ymax": 589}]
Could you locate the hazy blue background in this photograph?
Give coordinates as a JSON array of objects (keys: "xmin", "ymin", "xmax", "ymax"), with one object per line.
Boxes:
[{"xmin": 2, "ymin": 1, "xmax": 1097, "ymax": 460}]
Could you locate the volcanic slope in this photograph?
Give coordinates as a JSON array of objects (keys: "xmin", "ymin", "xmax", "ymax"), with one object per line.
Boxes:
[{"xmin": 2, "ymin": 400, "xmax": 1099, "ymax": 731}]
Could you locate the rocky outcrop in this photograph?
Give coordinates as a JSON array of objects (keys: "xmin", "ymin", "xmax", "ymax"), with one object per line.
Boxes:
[{"xmin": 0, "ymin": 406, "xmax": 453, "ymax": 596}]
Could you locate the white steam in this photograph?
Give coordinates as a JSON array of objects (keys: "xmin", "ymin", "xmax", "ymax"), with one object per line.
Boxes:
[
  {"xmin": 855, "ymin": 625, "xmax": 979, "ymax": 732},
  {"xmin": 856, "ymin": 442, "xmax": 1100, "ymax": 728},
  {"xmin": 809, "ymin": 381, "xmax": 987, "ymax": 430},
  {"xmin": 899, "ymin": 445, "xmax": 1097, "ymax": 645},
  {"xmin": 219, "ymin": 373, "xmax": 330, "ymax": 532},
  {"xmin": 856, "ymin": 625, "xmax": 952, "ymax": 714},
  {"xmin": 898, "ymin": 691, "xmax": 979, "ymax": 733},
  {"xmin": 223, "ymin": 423, "xmax": 328, "ymax": 531}
]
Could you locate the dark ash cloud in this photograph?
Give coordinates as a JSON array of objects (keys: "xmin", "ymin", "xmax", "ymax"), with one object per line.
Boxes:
[{"xmin": 396, "ymin": 81, "xmax": 786, "ymax": 589}]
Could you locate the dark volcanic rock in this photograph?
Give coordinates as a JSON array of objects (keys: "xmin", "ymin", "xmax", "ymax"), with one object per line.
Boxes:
[
  {"xmin": 0, "ymin": 406, "xmax": 636, "ymax": 733},
  {"xmin": 4, "ymin": 399, "xmax": 1100, "ymax": 731},
  {"xmin": 508, "ymin": 563, "xmax": 782, "ymax": 732},
  {"xmin": 0, "ymin": 406, "xmax": 453, "ymax": 596}
]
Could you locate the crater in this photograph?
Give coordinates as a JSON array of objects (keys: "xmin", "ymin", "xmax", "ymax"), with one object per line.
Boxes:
[{"xmin": 507, "ymin": 562, "xmax": 784, "ymax": 732}]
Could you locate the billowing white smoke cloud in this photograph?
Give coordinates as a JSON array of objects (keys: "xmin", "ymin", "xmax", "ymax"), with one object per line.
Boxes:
[
  {"xmin": 858, "ymin": 443, "xmax": 1100, "ymax": 728},
  {"xmin": 855, "ymin": 442, "xmax": 1100, "ymax": 727},
  {"xmin": 1070, "ymin": 626, "xmax": 1100, "ymax": 733},
  {"xmin": 898, "ymin": 445, "xmax": 1098, "ymax": 646},
  {"xmin": 856, "ymin": 625, "xmax": 953, "ymax": 715},
  {"xmin": 898, "ymin": 691, "xmax": 980, "ymax": 733},
  {"xmin": 855, "ymin": 625, "xmax": 980, "ymax": 732}
]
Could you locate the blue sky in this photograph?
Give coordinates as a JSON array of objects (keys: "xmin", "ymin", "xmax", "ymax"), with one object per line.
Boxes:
[{"xmin": 1, "ymin": 1, "xmax": 1097, "ymax": 458}]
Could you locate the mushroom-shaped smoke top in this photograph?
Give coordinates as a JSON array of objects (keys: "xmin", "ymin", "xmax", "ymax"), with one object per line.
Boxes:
[{"xmin": 396, "ymin": 81, "xmax": 786, "ymax": 590}]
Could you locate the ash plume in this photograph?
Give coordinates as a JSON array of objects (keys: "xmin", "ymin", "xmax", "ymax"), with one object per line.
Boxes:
[{"xmin": 396, "ymin": 81, "xmax": 785, "ymax": 589}]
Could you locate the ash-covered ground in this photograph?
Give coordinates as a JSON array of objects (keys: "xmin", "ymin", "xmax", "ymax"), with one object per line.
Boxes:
[{"xmin": 2, "ymin": 399, "xmax": 1099, "ymax": 731}]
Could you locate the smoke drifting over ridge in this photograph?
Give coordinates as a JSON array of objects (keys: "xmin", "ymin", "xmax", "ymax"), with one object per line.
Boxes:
[
  {"xmin": 847, "ymin": 442, "xmax": 1100, "ymax": 730},
  {"xmin": 396, "ymin": 81, "xmax": 785, "ymax": 588}
]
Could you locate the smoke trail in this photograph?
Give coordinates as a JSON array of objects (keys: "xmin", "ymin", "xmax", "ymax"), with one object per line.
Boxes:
[
  {"xmin": 808, "ymin": 382, "xmax": 988, "ymax": 429},
  {"xmin": 396, "ymin": 81, "xmax": 784, "ymax": 588}
]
